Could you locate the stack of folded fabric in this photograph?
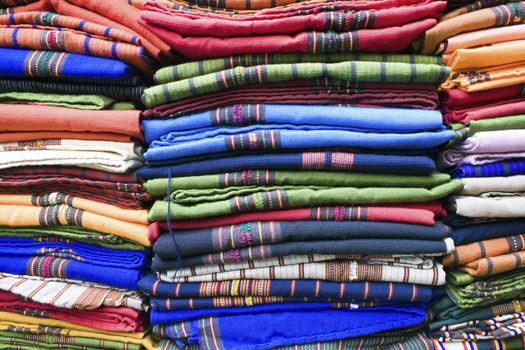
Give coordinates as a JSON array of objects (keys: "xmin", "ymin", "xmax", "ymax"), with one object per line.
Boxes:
[
  {"xmin": 418, "ymin": 1, "xmax": 525, "ymax": 349},
  {"xmin": 136, "ymin": 35, "xmax": 466, "ymax": 347},
  {"xmin": 0, "ymin": 2, "xmax": 162, "ymax": 349}
]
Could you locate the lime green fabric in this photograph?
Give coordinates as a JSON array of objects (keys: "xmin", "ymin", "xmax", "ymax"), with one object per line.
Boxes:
[{"xmin": 0, "ymin": 92, "xmax": 131, "ymax": 110}]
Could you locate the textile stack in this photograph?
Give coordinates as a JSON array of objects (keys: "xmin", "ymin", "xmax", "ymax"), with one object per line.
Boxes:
[
  {"xmin": 135, "ymin": 0, "xmax": 466, "ymax": 348},
  {"xmin": 0, "ymin": 0, "xmax": 163, "ymax": 349},
  {"xmin": 417, "ymin": 1, "xmax": 525, "ymax": 349}
]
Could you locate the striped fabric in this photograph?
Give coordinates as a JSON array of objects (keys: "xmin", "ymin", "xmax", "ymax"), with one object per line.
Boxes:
[
  {"xmin": 159, "ymin": 260, "xmax": 446, "ymax": 286},
  {"xmin": 0, "ymin": 273, "xmax": 145, "ymax": 310},
  {"xmin": 450, "ymin": 159, "xmax": 525, "ymax": 178},
  {"xmin": 143, "ymin": 60, "xmax": 450, "ymax": 107}
]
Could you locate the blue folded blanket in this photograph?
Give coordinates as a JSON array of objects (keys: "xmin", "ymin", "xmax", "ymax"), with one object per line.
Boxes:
[
  {"xmin": 453, "ymin": 220, "xmax": 525, "ymax": 245},
  {"xmin": 450, "ymin": 159, "xmax": 525, "ymax": 178},
  {"xmin": 138, "ymin": 152, "xmax": 437, "ymax": 180},
  {"xmin": 143, "ymin": 104, "xmax": 445, "ymax": 144}
]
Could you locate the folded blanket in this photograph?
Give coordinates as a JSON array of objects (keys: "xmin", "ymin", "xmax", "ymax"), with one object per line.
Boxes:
[
  {"xmin": 143, "ymin": 60, "xmax": 449, "ymax": 107},
  {"xmin": 451, "ymin": 195, "xmax": 525, "ymax": 218},
  {"xmin": 0, "ymin": 272, "xmax": 145, "ymax": 310},
  {"xmin": 450, "ymin": 159, "xmax": 525, "ymax": 178},
  {"xmin": 142, "ymin": 82, "xmax": 441, "ymax": 117},
  {"xmin": 149, "ymin": 181, "xmax": 463, "ymax": 221},
  {"xmin": 142, "ymin": 104, "xmax": 445, "ymax": 144},
  {"xmin": 153, "ymin": 221, "xmax": 451, "ymax": 258},
  {"xmin": 138, "ymin": 152, "xmax": 437, "ymax": 179},
  {"xmin": 452, "ymin": 220, "xmax": 525, "ymax": 245},
  {"xmin": 0, "ymin": 237, "xmax": 148, "ymax": 269},
  {"xmin": 0, "ymin": 193, "xmax": 150, "ymax": 246},
  {"xmin": 148, "ymin": 204, "xmax": 445, "ymax": 232},
  {"xmin": 0, "ymin": 78, "xmax": 144, "ymax": 102},
  {"xmin": 0, "ymin": 11, "xmax": 155, "ymax": 74},
  {"xmin": 460, "ymin": 176, "xmax": 525, "ymax": 195},
  {"xmin": 146, "ymin": 172, "xmax": 451, "ymax": 195},
  {"xmin": 0, "ymin": 311, "xmax": 156, "ymax": 349},
  {"xmin": 443, "ymin": 62, "xmax": 525, "ymax": 92},
  {"xmin": 0, "ymin": 290, "xmax": 144, "ymax": 332},
  {"xmin": 153, "ymin": 52, "xmax": 443, "ymax": 83},
  {"xmin": 442, "ymin": 85, "xmax": 525, "ymax": 114},
  {"xmin": 0, "ymin": 48, "xmax": 143, "ymax": 84},
  {"xmin": 0, "ymin": 226, "xmax": 144, "ymax": 250},
  {"xmin": 153, "ymin": 237, "xmax": 454, "ymax": 269},
  {"xmin": 0, "ymin": 104, "xmax": 142, "ymax": 141},
  {"xmin": 159, "ymin": 255, "xmax": 436, "ymax": 280},
  {"xmin": 447, "ymin": 39, "xmax": 525, "ymax": 71},
  {"xmin": 149, "ymin": 304, "xmax": 428, "ymax": 350},
  {"xmin": 440, "ymin": 130, "xmax": 525, "ymax": 168},
  {"xmin": 417, "ymin": 1, "xmax": 525, "ymax": 54},
  {"xmin": 0, "ymin": 92, "xmax": 130, "ymax": 110},
  {"xmin": 0, "ymin": 139, "xmax": 142, "ymax": 173},
  {"xmin": 445, "ymin": 99, "xmax": 525, "ymax": 125}
]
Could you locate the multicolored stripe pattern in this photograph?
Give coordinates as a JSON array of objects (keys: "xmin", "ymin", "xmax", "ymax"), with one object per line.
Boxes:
[
  {"xmin": 301, "ymin": 151, "xmax": 355, "ymax": 170},
  {"xmin": 228, "ymin": 189, "xmax": 288, "ymax": 214},
  {"xmin": 26, "ymin": 256, "xmax": 70, "ymax": 278},
  {"xmin": 225, "ymin": 130, "xmax": 282, "ymax": 151},
  {"xmin": 218, "ymin": 170, "xmax": 276, "ymax": 187},
  {"xmin": 211, "ymin": 104, "xmax": 265, "ymax": 126},
  {"xmin": 212, "ymin": 222, "xmax": 282, "ymax": 252}
]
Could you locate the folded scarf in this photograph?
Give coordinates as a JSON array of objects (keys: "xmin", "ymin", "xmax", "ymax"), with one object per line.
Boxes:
[
  {"xmin": 0, "ymin": 236, "xmax": 148, "ymax": 269},
  {"xmin": 142, "ymin": 82, "xmax": 441, "ymax": 117},
  {"xmin": 140, "ymin": 3, "xmax": 441, "ymax": 59},
  {"xmin": 153, "ymin": 221, "xmax": 451, "ymax": 258},
  {"xmin": 0, "ymin": 47, "xmax": 143, "ymax": 84},
  {"xmin": 142, "ymin": 104, "xmax": 445, "ymax": 144},
  {"xmin": 0, "ymin": 104, "xmax": 142, "ymax": 141},
  {"xmin": 455, "ymin": 251, "xmax": 525, "ymax": 278},
  {"xmin": 0, "ymin": 226, "xmax": 144, "ymax": 250},
  {"xmin": 146, "ymin": 172, "xmax": 451, "ymax": 196},
  {"xmin": 0, "ymin": 139, "xmax": 142, "ymax": 173},
  {"xmin": 0, "ymin": 290, "xmax": 144, "ymax": 332},
  {"xmin": 0, "ymin": 311, "xmax": 156, "ymax": 350},
  {"xmin": 159, "ymin": 255, "xmax": 436, "ymax": 280},
  {"xmin": 0, "ymin": 272, "xmax": 145, "ymax": 310},
  {"xmin": 0, "ymin": 92, "xmax": 129, "ymax": 110},
  {"xmin": 141, "ymin": 0, "xmax": 443, "ymax": 38},
  {"xmin": 0, "ymin": 78, "xmax": 144, "ymax": 102},
  {"xmin": 452, "ymin": 220, "xmax": 525, "ymax": 245},
  {"xmin": 0, "ymin": 11, "xmax": 155, "ymax": 74},
  {"xmin": 451, "ymin": 195, "xmax": 525, "ymax": 218},
  {"xmin": 439, "ymin": 130, "xmax": 525, "ymax": 168},
  {"xmin": 148, "ymin": 204, "xmax": 445, "ymax": 234},
  {"xmin": 158, "ymin": 332, "xmax": 437, "ymax": 350},
  {"xmin": 149, "ymin": 304, "xmax": 428, "ymax": 350},
  {"xmin": 448, "ymin": 39, "xmax": 525, "ymax": 71},
  {"xmin": 143, "ymin": 60, "xmax": 449, "ymax": 107},
  {"xmin": 450, "ymin": 159, "xmax": 525, "ymax": 178},
  {"xmin": 149, "ymin": 181, "xmax": 463, "ymax": 221},
  {"xmin": 417, "ymin": 1, "xmax": 525, "ymax": 54},
  {"xmin": 430, "ymin": 295, "xmax": 525, "ymax": 331},
  {"xmin": 444, "ymin": 98, "xmax": 525, "ymax": 124},
  {"xmin": 447, "ymin": 269, "xmax": 525, "ymax": 308},
  {"xmin": 138, "ymin": 152, "xmax": 437, "ymax": 179},
  {"xmin": 153, "ymin": 238, "xmax": 454, "ymax": 270},
  {"xmin": 153, "ymin": 52, "xmax": 443, "ymax": 83},
  {"xmin": 443, "ymin": 62, "xmax": 525, "ymax": 92},
  {"xmin": 0, "ymin": 193, "xmax": 151, "ymax": 246},
  {"xmin": 144, "ymin": 129, "xmax": 456, "ymax": 163},
  {"xmin": 438, "ymin": 24, "xmax": 525, "ymax": 57},
  {"xmin": 460, "ymin": 175, "xmax": 525, "ymax": 195}
]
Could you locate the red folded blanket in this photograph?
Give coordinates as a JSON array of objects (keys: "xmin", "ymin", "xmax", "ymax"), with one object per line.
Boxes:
[{"xmin": 0, "ymin": 290, "xmax": 145, "ymax": 332}]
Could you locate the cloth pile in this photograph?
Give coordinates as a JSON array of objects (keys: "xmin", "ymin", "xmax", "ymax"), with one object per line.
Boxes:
[
  {"xmin": 0, "ymin": 0, "xmax": 164, "ymax": 348},
  {"xmin": 136, "ymin": 0, "xmax": 465, "ymax": 343},
  {"xmin": 418, "ymin": 1, "xmax": 525, "ymax": 349}
]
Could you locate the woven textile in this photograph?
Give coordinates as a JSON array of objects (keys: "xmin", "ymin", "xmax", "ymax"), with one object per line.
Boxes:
[
  {"xmin": 445, "ymin": 99, "xmax": 525, "ymax": 125},
  {"xmin": 142, "ymin": 82, "xmax": 441, "ymax": 117},
  {"xmin": 0, "ymin": 11, "xmax": 155, "ymax": 74},
  {"xmin": 143, "ymin": 61, "xmax": 449, "ymax": 107},
  {"xmin": 148, "ymin": 181, "xmax": 462, "ymax": 221},
  {"xmin": 460, "ymin": 175, "xmax": 525, "ymax": 195},
  {"xmin": 452, "ymin": 220, "xmax": 525, "ymax": 245},
  {"xmin": 443, "ymin": 62, "xmax": 525, "ymax": 92},
  {"xmin": 0, "ymin": 290, "xmax": 145, "ymax": 332},
  {"xmin": 451, "ymin": 196, "xmax": 525, "ymax": 218},
  {"xmin": 138, "ymin": 152, "xmax": 438, "ymax": 179},
  {"xmin": 0, "ymin": 273, "xmax": 145, "ymax": 310},
  {"xmin": 153, "ymin": 221, "xmax": 451, "ymax": 258},
  {"xmin": 0, "ymin": 48, "xmax": 142, "ymax": 84},
  {"xmin": 0, "ymin": 92, "xmax": 125, "ymax": 110},
  {"xmin": 450, "ymin": 159, "xmax": 525, "ymax": 178},
  {"xmin": 0, "ymin": 192, "xmax": 151, "ymax": 246}
]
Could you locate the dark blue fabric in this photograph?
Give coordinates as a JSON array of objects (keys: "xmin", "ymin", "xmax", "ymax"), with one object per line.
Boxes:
[
  {"xmin": 143, "ymin": 129, "xmax": 456, "ymax": 161},
  {"xmin": 452, "ymin": 220, "xmax": 525, "ymax": 245},
  {"xmin": 142, "ymin": 104, "xmax": 445, "ymax": 144},
  {"xmin": 0, "ymin": 237, "xmax": 148, "ymax": 269},
  {"xmin": 450, "ymin": 159, "xmax": 525, "ymax": 178},
  {"xmin": 137, "ymin": 152, "xmax": 436, "ymax": 179},
  {"xmin": 0, "ymin": 48, "xmax": 141, "ymax": 84}
]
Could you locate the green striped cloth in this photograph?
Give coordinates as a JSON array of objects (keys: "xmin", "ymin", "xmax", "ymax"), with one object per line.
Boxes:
[
  {"xmin": 148, "ymin": 180, "xmax": 463, "ymax": 221},
  {"xmin": 143, "ymin": 60, "xmax": 450, "ymax": 107},
  {"xmin": 145, "ymin": 171, "xmax": 451, "ymax": 197},
  {"xmin": 154, "ymin": 53, "xmax": 443, "ymax": 83},
  {"xmin": 451, "ymin": 114, "xmax": 525, "ymax": 137}
]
